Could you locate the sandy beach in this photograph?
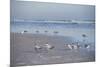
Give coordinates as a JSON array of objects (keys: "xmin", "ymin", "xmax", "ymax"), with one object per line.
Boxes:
[{"xmin": 10, "ymin": 32, "xmax": 95, "ymax": 67}]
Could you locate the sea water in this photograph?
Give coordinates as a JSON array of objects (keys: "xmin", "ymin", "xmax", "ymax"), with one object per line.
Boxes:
[{"xmin": 10, "ymin": 21, "xmax": 95, "ymax": 43}]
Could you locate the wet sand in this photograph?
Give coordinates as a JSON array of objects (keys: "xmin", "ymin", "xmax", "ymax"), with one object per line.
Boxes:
[{"xmin": 10, "ymin": 32, "xmax": 95, "ymax": 67}]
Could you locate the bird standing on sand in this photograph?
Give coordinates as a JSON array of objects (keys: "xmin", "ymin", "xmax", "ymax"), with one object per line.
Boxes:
[
  {"xmin": 84, "ymin": 44, "xmax": 90, "ymax": 48},
  {"xmin": 65, "ymin": 43, "xmax": 80, "ymax": 50},
  {"xmin": 67, "ymin": 44, "xmax": 73, "ymax": 49},
  {"xmin": 72, "ymin": 42, "xmax": 81, "ymax": 49},
  {"xmin": 34, "ymin": 43, "xmax": 42, "ymax": 52},
  {"xmin": 44, "ymin": 43, "xmax": 54, "ymax": 50}
]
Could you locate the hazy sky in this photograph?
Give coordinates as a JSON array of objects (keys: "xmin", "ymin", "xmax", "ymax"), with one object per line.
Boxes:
[{"xmin": 11, "ymin": 0, "xmax": 95, "ymax": 21}]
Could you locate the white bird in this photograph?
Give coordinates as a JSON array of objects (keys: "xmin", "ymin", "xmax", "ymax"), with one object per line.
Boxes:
[
  {"xmin": 67, "ymin": 44, "xmax": 73, "ymax": 49},
  {"xmin": 44, "ymin": 43, "xmax": 54, "ymax": 50},
  {"xmin": 34, "ymin": 43, "xmax": 42, "ymax": 52},
  {"xmin": 35, "ymin": 45, "xmax": 42, "ymax": 49},
  {"xmin": 65, "ymin": 43, "xmax": 80, "ymax": 50}
]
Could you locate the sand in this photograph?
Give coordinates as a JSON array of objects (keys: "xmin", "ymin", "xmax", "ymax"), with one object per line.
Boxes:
[{"xmin": 10, "ymin": 32, "xmax": 95, "ymax": 67}]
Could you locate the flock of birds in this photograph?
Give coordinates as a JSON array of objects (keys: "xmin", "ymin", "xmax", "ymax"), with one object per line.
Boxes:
[
  {"xmin": 20, "ymin": 30, "xmax": 59, "ymax": 35},
  {"xmin": 20, "ymin": 30, "xmax": 90, "ymax": 53},
  {"xmin": 34, "ymin": 42, "xmax": 55, "ymax": 52},
  {"xmin": 34, "ymin": 42, "xmax": 90, "ymax": 52}
]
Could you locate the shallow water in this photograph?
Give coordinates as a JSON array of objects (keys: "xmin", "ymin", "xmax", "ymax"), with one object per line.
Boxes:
[{"xmin": 10, "ymin": 21, "xmax": 95, "ymax": 43}]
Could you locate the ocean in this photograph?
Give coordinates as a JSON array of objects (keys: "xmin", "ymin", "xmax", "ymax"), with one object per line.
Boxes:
[{"xmin": 10, "ymin": 21, "xmax": 95, "ymax": 43}]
